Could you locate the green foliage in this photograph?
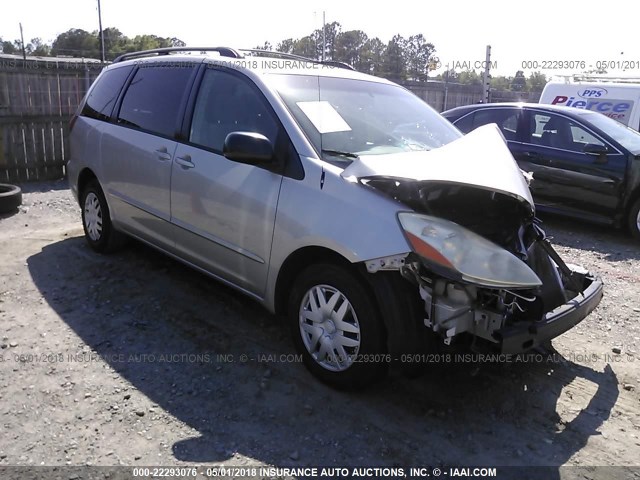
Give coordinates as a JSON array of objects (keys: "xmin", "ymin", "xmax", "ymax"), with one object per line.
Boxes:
[
  {"xmin": 51, "ymin": 28, "xmax": 99, "ymax": 58},
  {"xmin": 404, "ymin": 34, "xmax": 435, "ymax": 82},
  {"xmin": 527, "ymin": 71, "xmax": 547, "ymax": 92},
  {"xmin": 1, "ymin": 39, "xmax": 17, "ymax": 54},
  {"xmin": 381, "ymin": 34, "xmax": 406, "ymax": 81},
  {"xmin": 271, "ymin": 26, "xmax": 437, "ymax": 82},
  {"xmin": 510, "ymin": 70, "xmax": 527, "ymax": 91},
  {"xmin": 0, "ymin": 28, "xmax": 186, "ymax": 60},
  {"xmin": 457, "ymin": 70, "xmax": 482, "ymax": 85},
  {"xmin": 491, "ymin": 75, "xmax": 511, "ymax": 91}
]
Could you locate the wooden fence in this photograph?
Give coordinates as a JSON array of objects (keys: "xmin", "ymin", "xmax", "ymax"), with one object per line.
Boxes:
[
  {"xmin": 0, "ymin": 56, "xmax": 543, "ymax": 184},
  {"xmin": 0, "ymin": 57, "xmax": 103, "ymax": 183}
]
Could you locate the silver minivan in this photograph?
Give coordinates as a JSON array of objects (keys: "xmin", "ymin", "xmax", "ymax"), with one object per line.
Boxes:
[{"xmin": 68, "ymin": 47, "xmax": 603, "ymax": 387}]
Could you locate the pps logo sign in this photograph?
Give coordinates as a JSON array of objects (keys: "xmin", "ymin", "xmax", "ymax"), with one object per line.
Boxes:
[{"xmin": 578, "ymin": 87, "xmax": 608, "ymax": 98}]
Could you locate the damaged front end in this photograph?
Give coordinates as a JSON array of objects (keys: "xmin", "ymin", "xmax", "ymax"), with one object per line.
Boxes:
[{"xmin": 350, "ymin": 125, "xmax": 603, "ymax": 353}]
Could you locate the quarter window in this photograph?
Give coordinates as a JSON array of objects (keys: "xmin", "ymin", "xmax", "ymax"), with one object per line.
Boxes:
[
  {"xmin": 471, "ymin": 109, "xmax": 521, "ymax": 141},
  {"xmin": 81, "ymin": 66, "xmax": 133, "ymax": 121},
  {"xmin": 117, "ymin": 65, "xmax": 195, "ymax": 137}
]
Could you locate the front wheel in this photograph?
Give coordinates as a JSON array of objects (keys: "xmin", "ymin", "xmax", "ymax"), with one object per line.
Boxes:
[
  {"xmin": 81, "ymin": 180, "xmax": 126, "ymax": 253},
  {"xmin": 288, "ymin": 264, "xmax": 387, "ymax": 388},
  {"xmin": 628, "ymin": 198, "xmax": 640, "ymax": 240}
]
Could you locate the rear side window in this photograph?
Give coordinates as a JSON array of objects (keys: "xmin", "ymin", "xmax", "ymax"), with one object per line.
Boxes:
[
  {"xmin": 471, "ymin": 109, "xmax": 521, "ymax": 141},
  {"xmin": 81, "ymin": 66, "xmax": 133, "ymax": 121},
  {"xmin": 117, "ymin": 64, "xmax": 196, "ymax": 138}
]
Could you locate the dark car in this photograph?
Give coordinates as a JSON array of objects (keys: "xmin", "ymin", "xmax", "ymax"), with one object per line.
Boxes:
[{"xmin": 442, "ymin": 103, "xmax": 640, "ymax": 239}]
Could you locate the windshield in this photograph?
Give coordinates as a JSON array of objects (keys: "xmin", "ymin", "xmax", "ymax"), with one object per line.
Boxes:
[
  {"xmin": 268, "ymin": 74, "xmax": 461, "ymax": 163},
  {"xmin": 577, "ymin": 110, "xmax": 640, "ymax": 154}
]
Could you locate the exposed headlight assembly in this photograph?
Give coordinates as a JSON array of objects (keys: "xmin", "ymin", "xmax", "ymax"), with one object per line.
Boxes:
[{"xmin": 398, "ymin": 213, "xmax": 542, "ymax": 289}]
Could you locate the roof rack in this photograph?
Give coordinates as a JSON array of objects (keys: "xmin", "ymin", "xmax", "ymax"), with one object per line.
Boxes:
[
  {"xmin": 239, "ymin": 49, "xmax": 355, "ymax": 70},
  {"xmin": 113, "ymin": 47, "xmax": 244, "ymax": 63}
]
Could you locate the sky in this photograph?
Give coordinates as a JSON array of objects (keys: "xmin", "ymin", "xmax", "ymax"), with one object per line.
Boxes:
[{"xmin": 1, "ymin": 0, "xmax": 638, "ymax": 77}]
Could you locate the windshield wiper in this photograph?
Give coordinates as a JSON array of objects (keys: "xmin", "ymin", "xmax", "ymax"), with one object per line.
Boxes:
[{"xmin": 321, "ymin": 149, "xmax": 359, "ymax": 160}]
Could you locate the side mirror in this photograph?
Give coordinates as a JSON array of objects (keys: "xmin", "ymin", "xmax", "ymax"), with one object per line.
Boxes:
[
  {"xmin": 583, "ymin": 143, "xmax": 609, "ymax": 164},
  {"xmin": 583, "ymin": 143, "xmax": 608, "ymax": 155},
  {"xmin": 223, "ymin": 132, "xmax": 274, "ymax": 165}
]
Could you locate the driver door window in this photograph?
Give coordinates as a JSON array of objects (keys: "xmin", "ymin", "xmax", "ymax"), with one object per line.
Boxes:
[
  {"xmin": 189, "ymin": 70, "xmax": 279, "ymax": 152},
  {"xmin": 529, "ymin": 112, "xmax": 605, "ymax": 152}
]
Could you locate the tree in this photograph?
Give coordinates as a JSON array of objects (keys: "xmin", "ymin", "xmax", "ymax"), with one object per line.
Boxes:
[
  {"xmin": 102, "ymin": 28, "xmax": 129, "ymax": 60},
  {"xmin": 27, "ymin": 38, "xmax": 50, "ymax": 56},
  {"xmin": 51, "ymin": 28, "xmax": 99, "ymax": 58},
  {"xmin": 362, "ymin": 37, "xmax": 385, "ymax": 75},
  {"xmin": 1, "ymin": 39, "xmax": 17, "ymax": 54},
  {"xmin": 276, "ymin": 38, "xmax": 295, "ymax": 54},
  {"xmin": 291, "ymin": 36, "xmax": 319, "ymax": 59},
  {"xmin": 129, "ymin": 34, "xmax": 172, "ymax": 52},
  {"xmin": 491, "ymin": 75, "xmax": 511, "ymax": 91},
  {"xmin": 527, "ymin": 71, "xmax": 547, "ymax": 92},
  {"xmin": 510, "ymin": 70, "xmax": 527, "ymax": 91},
  {"xmin": 456, "ymin": 70, "xmax": 482, "ymax": 85},
  {"xmin": 170, "ymin": 37, "xmax": 186, "ymax": 47},
  {"xmin": 315, "ymin": 21, "xmax": 341, "ymax": 60},
  {"xmin": 253, "ymin": 41, "xmax": 272, "ymax": 51},
  {"xmin": 382, "ymin": 34, "xmax": 406, "ymax": 81},
  {"xmin": 334, "ymin": 30, "xmax": 368, "ymax": 69},
  {"xmin": 404, "ymin": 34, "xmax": 435, "ymax": 82},
  {"xmin": 436, "ymin": 68, "xmax": 459, "ymax": 82}
]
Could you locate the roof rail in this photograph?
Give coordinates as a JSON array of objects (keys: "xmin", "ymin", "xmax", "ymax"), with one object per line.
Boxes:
[
  {"xmin": 239, "ymin": 49, "xmax": 356, "ymax": 70},
  {"xmin": 552, "ymin": 74, "xmax": 640, "ymax": 84},
  {"xmin": 239, "ymin": 49, "xmax": 312, "ymax": 62},
  {"xmin": 113, "ymin": 47, "xmax": 243, "ymax": 63},
  {"xmin": 320, "ymin": 60, "xmax": 355, "ymax": 71}
]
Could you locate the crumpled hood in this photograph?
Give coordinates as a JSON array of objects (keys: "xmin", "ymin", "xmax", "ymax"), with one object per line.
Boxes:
[{"xmin": 341, "ymin": 123, "xmax": 535, "ymax": 210}]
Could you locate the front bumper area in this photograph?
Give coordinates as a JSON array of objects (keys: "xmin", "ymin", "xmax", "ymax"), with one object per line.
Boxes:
[{"xmin": 497, "ymin": 274, "xmax": 603, "ymax": 354}]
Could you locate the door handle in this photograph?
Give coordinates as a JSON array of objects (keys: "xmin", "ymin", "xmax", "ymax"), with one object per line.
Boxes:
[
  {"xmin": 175, "ymin": 155, "xmax": 195, "ymax": 169},
  {"xmin": 154, "ymin": 148, "xmax": 172, "ymax": 162}
]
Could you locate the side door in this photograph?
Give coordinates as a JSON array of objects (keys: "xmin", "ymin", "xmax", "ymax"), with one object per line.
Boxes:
[
  {"xmin": 521, "ymin": 109, "xmax": 626, "ymax": 217},
  {"xmin": 100, "ymin": 63, "xmax": 197, "ymax": 246},
  {"xmin": 170, "ymin": 68, "xmax": 285, "ymax": 297}
]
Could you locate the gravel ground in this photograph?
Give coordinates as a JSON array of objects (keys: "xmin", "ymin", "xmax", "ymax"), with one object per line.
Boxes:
[{"xmin": 0, "ymin": 181, "xmax": 639, "ymax": 479}]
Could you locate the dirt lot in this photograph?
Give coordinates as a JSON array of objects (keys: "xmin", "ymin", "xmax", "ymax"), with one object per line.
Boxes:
[{"xmin": 0, "ymin": 181, "xmax": 639, "ymax": 478}]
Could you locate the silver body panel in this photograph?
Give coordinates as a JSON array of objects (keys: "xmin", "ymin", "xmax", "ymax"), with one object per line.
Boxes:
[{"xmin": 170, "ymin": 143, "xmax": 282, "ymax": 297}]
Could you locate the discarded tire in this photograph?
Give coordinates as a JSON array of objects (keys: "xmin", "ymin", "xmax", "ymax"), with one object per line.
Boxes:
[{"xmin": 0, "ymin": 184, "xmax": 22, "ymax": 214}]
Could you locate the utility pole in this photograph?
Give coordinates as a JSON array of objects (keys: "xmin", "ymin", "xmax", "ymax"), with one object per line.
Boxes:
[
  {"xmin": 322, "ymin": 11, "xmax": 326, "ymax": 62},
  {"xmin": 97, "ymin": 0, "xmax": 105, "ymax": 62},
  {"xmin": 482, "ymin": 45, "xmax": 492, "ymax": 103},
  {"xmin": 19, "ymin": 23, "xmax": 26, "ymax": 61},
  {"xmin": 443, "ymin": 63, "xmax": 449, "ymax": 112}
]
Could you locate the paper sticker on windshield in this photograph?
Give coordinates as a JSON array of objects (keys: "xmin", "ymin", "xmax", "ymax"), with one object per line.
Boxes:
[{"xmin": 297, "ymin": 101, "xmax": 352, "ymax": 134}]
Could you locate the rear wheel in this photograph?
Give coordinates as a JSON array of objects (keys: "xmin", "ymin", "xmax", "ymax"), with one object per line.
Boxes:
[
  {"xmin": 628, "ymin": 198, "xmax": 640, "ymax": 240},
  {"xmin": 81, "ymin": 180, "xmax": 126, "ymax": 253},
  {"xmin": 288, "ymin": 264, "xmax": 387, "ymax": 388}
]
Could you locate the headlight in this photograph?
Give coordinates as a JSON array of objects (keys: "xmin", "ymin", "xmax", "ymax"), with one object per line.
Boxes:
[{"xmin": 398, "ymin": 213, "xmax": 541, "ymax": 289}]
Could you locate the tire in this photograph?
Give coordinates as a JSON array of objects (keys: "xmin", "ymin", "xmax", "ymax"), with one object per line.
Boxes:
[
  {"xmin": 80, "ymin": 180, "xmax": 126, "ymax": 253},
  {"xmin": 628, "ymin": 198, "xmax": 640, "ymax": 241},
  {"xmin": 288, "ymin": 263, "xmax": 387, "ymax": 389},
  {"xmin": 0, "ymin": 184, "xmax": 22, "ymax": 214}
]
